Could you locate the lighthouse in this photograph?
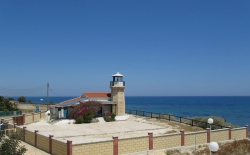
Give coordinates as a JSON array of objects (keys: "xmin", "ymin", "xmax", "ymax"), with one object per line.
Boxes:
[{"xmin": 110, "ymin": 72, "xmax": 125, "ymax": 115}]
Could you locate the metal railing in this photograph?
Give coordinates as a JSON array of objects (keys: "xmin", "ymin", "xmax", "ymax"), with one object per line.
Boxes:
[
  {"xmin": 0, "ymin": 110, "xmax": 22, "ymax": 117},
  {"xmin": 110, "ymin": 81, "xmax": 125, "ymax": 87},
  {"xmin": 126, "ymin": 109, "xmax": 228, "ymax": 129}
]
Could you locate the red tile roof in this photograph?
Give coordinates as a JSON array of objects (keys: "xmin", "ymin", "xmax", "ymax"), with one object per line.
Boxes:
[
  {"xmin": 49, "ymin": 97, "xmax": 82, "ymax": 108},
  {"xmin": 49, "ymin": 92, "xmax": 111, "ymax": 109},
  {"xmin": 81, "ymin": 92, "xmax": 111, "ymax": 98}
]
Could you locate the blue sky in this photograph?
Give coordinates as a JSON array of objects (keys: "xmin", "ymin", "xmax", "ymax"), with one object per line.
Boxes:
[{"xmin": 0, "ymin": 1, "xmax": 250, "ymax": 96}]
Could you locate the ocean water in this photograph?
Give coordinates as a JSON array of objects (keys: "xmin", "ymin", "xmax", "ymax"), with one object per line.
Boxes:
[
  {"xmin": 12, "ymin": 96, "xmax": 250, "ymax": 127},
  {"xmin": 126, "ymin": 96, "xmax": 250, "ymax": 128}
]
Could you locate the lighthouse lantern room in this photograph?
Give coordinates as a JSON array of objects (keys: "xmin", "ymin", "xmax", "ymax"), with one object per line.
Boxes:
[{"xmin": 110, "ymin": 72, "xmax": 125, "ymax": 87}]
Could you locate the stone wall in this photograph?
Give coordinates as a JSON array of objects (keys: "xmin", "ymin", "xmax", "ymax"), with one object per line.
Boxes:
[
  {"xmin": 154, "ymin": 133, "xmax": 181, "ymax": 150},
  {"xmin": 232, "ymin": 127, "xmax": 246, "ymax": 140},
  {"xmin": 52, "ymin": 139, "xmax": 67, "ymax": 155},
  {"xmin": 25, "ymin": 114, "xmax": 33, "ymax": 123},
  {"xmin": 72, "ymin": 141, "xmax": 113, "ymax": 155},
  {"xmin": 34, "ymin": 113, "xmax": 40, "ymax": 121},
  {"xmin": 2, "ymin": 115, "xmax": 248, "ymax": 155},
  {"xmin": 211, "ymin": 129, "xmax": 228, "ymax": 142},
  {"xmin": 25, "ymin": 129, "xmax": 35, "ymax": 145},
  {"xmin": 185, "ymin": 131, "xmax": 207, "ymax": 146},
  {"xmin": 118, "ymin": 136, "xmax": 148, "ymax": 154},
  {"xmin": 37, "ymin": 134, "xmax": 50, "ymax": 152}
]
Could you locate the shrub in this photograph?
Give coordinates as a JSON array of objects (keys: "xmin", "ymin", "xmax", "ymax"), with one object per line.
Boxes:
[
  {"xmin": 73, "ymin": 100, "xmax": 102, "ymax": 119},
  {"xmin": 0, "ymin": 130, "xmax": 27, "ymax": 155},
  {"xmin": 193, "ymin": 116, "xmax": 238, "ymax": 130},
  {"xmin": 82, "ymin": 111, "xmax": 93, "ymax": 123},
  {"xmin": 104, "ymin": 111, "xmax": 116, "ymax": 122},
  {"xmin": 75, "ymin": 116, "xmax": 84, "ymax": 124},
  {"xmin": 111, "ymin": 113, "xmax": 116, "ymax": 120}
]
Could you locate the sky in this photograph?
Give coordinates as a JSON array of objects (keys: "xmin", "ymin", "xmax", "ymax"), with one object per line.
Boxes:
[{"xmin": 0, "ymin": 0, "xmax": 250, "ymax": 96}]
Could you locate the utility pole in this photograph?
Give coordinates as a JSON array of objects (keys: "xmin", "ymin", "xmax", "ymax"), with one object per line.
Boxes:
[{"xmin": 47, "ymin": 83, "xmax": 49, "ymax": 111}]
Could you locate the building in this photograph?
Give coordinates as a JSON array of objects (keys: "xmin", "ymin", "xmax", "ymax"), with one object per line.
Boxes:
[{"xmin": 49, "ymin": 72, "xmax": 125, "ymax": 119}]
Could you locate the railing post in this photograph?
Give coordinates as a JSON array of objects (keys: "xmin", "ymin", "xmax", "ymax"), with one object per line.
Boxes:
[
  {"xmin": 151, "ymin": 112, "xmax": 152, "ymax": 118},
  {"xmin": 180, "ymin": 117, "xmax": 182, "ymax": 123},
  {"xmin": 246, "ymin": 125, "xmax": 249, "ymax": 138},
  {"xmin": 35, "ymin": 130, "xmax": 38, "ymax": 147},
  {"xmin": 32, "ymin": 112, "xmax": 34, "ymax": 121},
  {"xmin": 113, "ymin": 136, "xmax": 118, "ymax": 155},
  {"xmin": 67, "ymin": 140, "xmax": 72, "ymax": 155},
  {"xmin": 23, "ymin": 126, "xmax": 26, "ymax": 141},
  {"xmin": 49, "ymin": 135, "xmax": 54, "ymax": 154},
  {"xmin": 148, "ymin": 132, "xmax": 153, "ymax": 150},
  {"xmin": 14, "ymin": 123, "xmax": 17, "ymax": 132},
  {"xmin": 143, "ymin": 111, "xmax": 144, "ymax": 117},
  {"xmin": 206, "ymin": 128, "xmax": 210, "ymax": 143},
  {"xmin": 228, "ymin": 126, "xmax": 231, "ymax": 140},
  {"xmin": 180, "ymin": 130, "xmax": 185, "ymax": 146}
]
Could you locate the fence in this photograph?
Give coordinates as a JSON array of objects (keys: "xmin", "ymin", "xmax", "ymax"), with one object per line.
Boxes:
[
  {"xmin": 1, "ymin": 111, "xmax": 249, "ymax": 155},
  {"xmin": 126, "ymin": 109, "xmax": 228, "ymax": 129},
  {"xmin": 0, "ymin": 110, "xmax": 22, "ymax": 117}
]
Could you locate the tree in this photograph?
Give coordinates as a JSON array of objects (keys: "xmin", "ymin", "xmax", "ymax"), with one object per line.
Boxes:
[
  {"xmin": 8, "ymin": 97, "xmax": 14, "ymax": 101},
  {"xmin": 73, "ymin": 100, "xmax": 102, "ymax": 119},
  {"xmin": 0, "ymin": 96, "xmax": 18, "ymax": 111},
  {"xmin": 0, "ymin": 130, "xmax": 27, "ymax": 155},
  {"xmin": 17, "ymin": 96, "xmax": 26, "ymax": 103}
]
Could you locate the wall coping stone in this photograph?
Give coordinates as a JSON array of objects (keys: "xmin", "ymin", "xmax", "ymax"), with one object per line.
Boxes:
[
  {"xmin": 231, "ymin": 127, "xmax": 246, "ymax": 131},
  {"xmin": 72, "ymin": 139, "xmax": 113, "ymax": 145}
]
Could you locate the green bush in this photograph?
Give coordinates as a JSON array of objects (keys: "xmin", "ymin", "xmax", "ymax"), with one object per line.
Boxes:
[
  {"xmin": 0, "ymin": 130, "xmax": 27, "ymax": 155},
  {"xmin": 75, "ymin": 116, "xmax": 84, "ymax": 124},
  {"xmin": 193, "ymin": 116, "xmax": 238, "ymax": 130},
  {"xmin": 83, "ymin": 111, "xmax": 93, "ymax": 123},
  {"xmin": 104, "ymin": 112, "xmax": 116, "ymax": 122},
  {"xmin": 111, "ymin": 113, "xmax": 116, "ymax": 120}
]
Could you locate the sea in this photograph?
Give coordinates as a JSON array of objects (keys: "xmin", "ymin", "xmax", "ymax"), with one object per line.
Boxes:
[{"xmin": 12, "ymin": 96, "xmax": 250, "ymax": 128}]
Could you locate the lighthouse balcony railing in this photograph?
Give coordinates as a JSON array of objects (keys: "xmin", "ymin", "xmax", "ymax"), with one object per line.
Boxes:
[{"xmin": 110, "ymin": 81, "xmax": 125, "ymax": 87}]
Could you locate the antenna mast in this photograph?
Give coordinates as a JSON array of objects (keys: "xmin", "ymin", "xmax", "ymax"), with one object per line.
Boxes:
[{"xmin": 47, "ymin": 83, "xmax": 49, "ymax": 111}]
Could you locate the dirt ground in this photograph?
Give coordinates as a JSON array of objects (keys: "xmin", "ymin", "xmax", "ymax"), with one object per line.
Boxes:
[{"xmin": 17, "ymin": 103, "xmax": 48, "ymax": 113}]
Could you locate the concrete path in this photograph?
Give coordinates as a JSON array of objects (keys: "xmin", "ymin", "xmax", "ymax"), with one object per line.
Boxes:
[{"xmin": 22, "ymin": 120, "xmax": 164, "ymax": 138}]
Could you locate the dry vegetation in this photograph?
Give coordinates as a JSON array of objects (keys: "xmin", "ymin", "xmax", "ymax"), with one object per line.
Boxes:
[
  {"xmin": 142, "ymin": 116, "xmax": 204, "ymax": 133},
  {"xmin": 164, "ymin": 139, "xmax": 250, "ymax": 155},
  {"xmin": 17, "ymin": 103, "xmax": 48, "ymax": 114}
]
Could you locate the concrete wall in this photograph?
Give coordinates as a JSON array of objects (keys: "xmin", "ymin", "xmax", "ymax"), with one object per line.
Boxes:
[{"xmin": 73, "ymin": 141, "xmax": 113, "ymax": 155}]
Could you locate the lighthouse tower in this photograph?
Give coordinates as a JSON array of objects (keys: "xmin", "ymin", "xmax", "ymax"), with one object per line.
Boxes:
[{"xmin": 110, "ymin": 72, "xmax": 125, "ymax": 116}]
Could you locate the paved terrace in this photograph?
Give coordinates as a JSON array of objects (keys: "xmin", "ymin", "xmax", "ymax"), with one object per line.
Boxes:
[{"xmin": 21, "ymin": 116, "xmax": 173, "ymax": 144}]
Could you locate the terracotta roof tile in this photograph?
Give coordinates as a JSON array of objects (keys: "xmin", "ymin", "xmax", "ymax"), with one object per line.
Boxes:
[{"xmin": 82, "ymin": 92, "xmax": 111, "ymax": 98}]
